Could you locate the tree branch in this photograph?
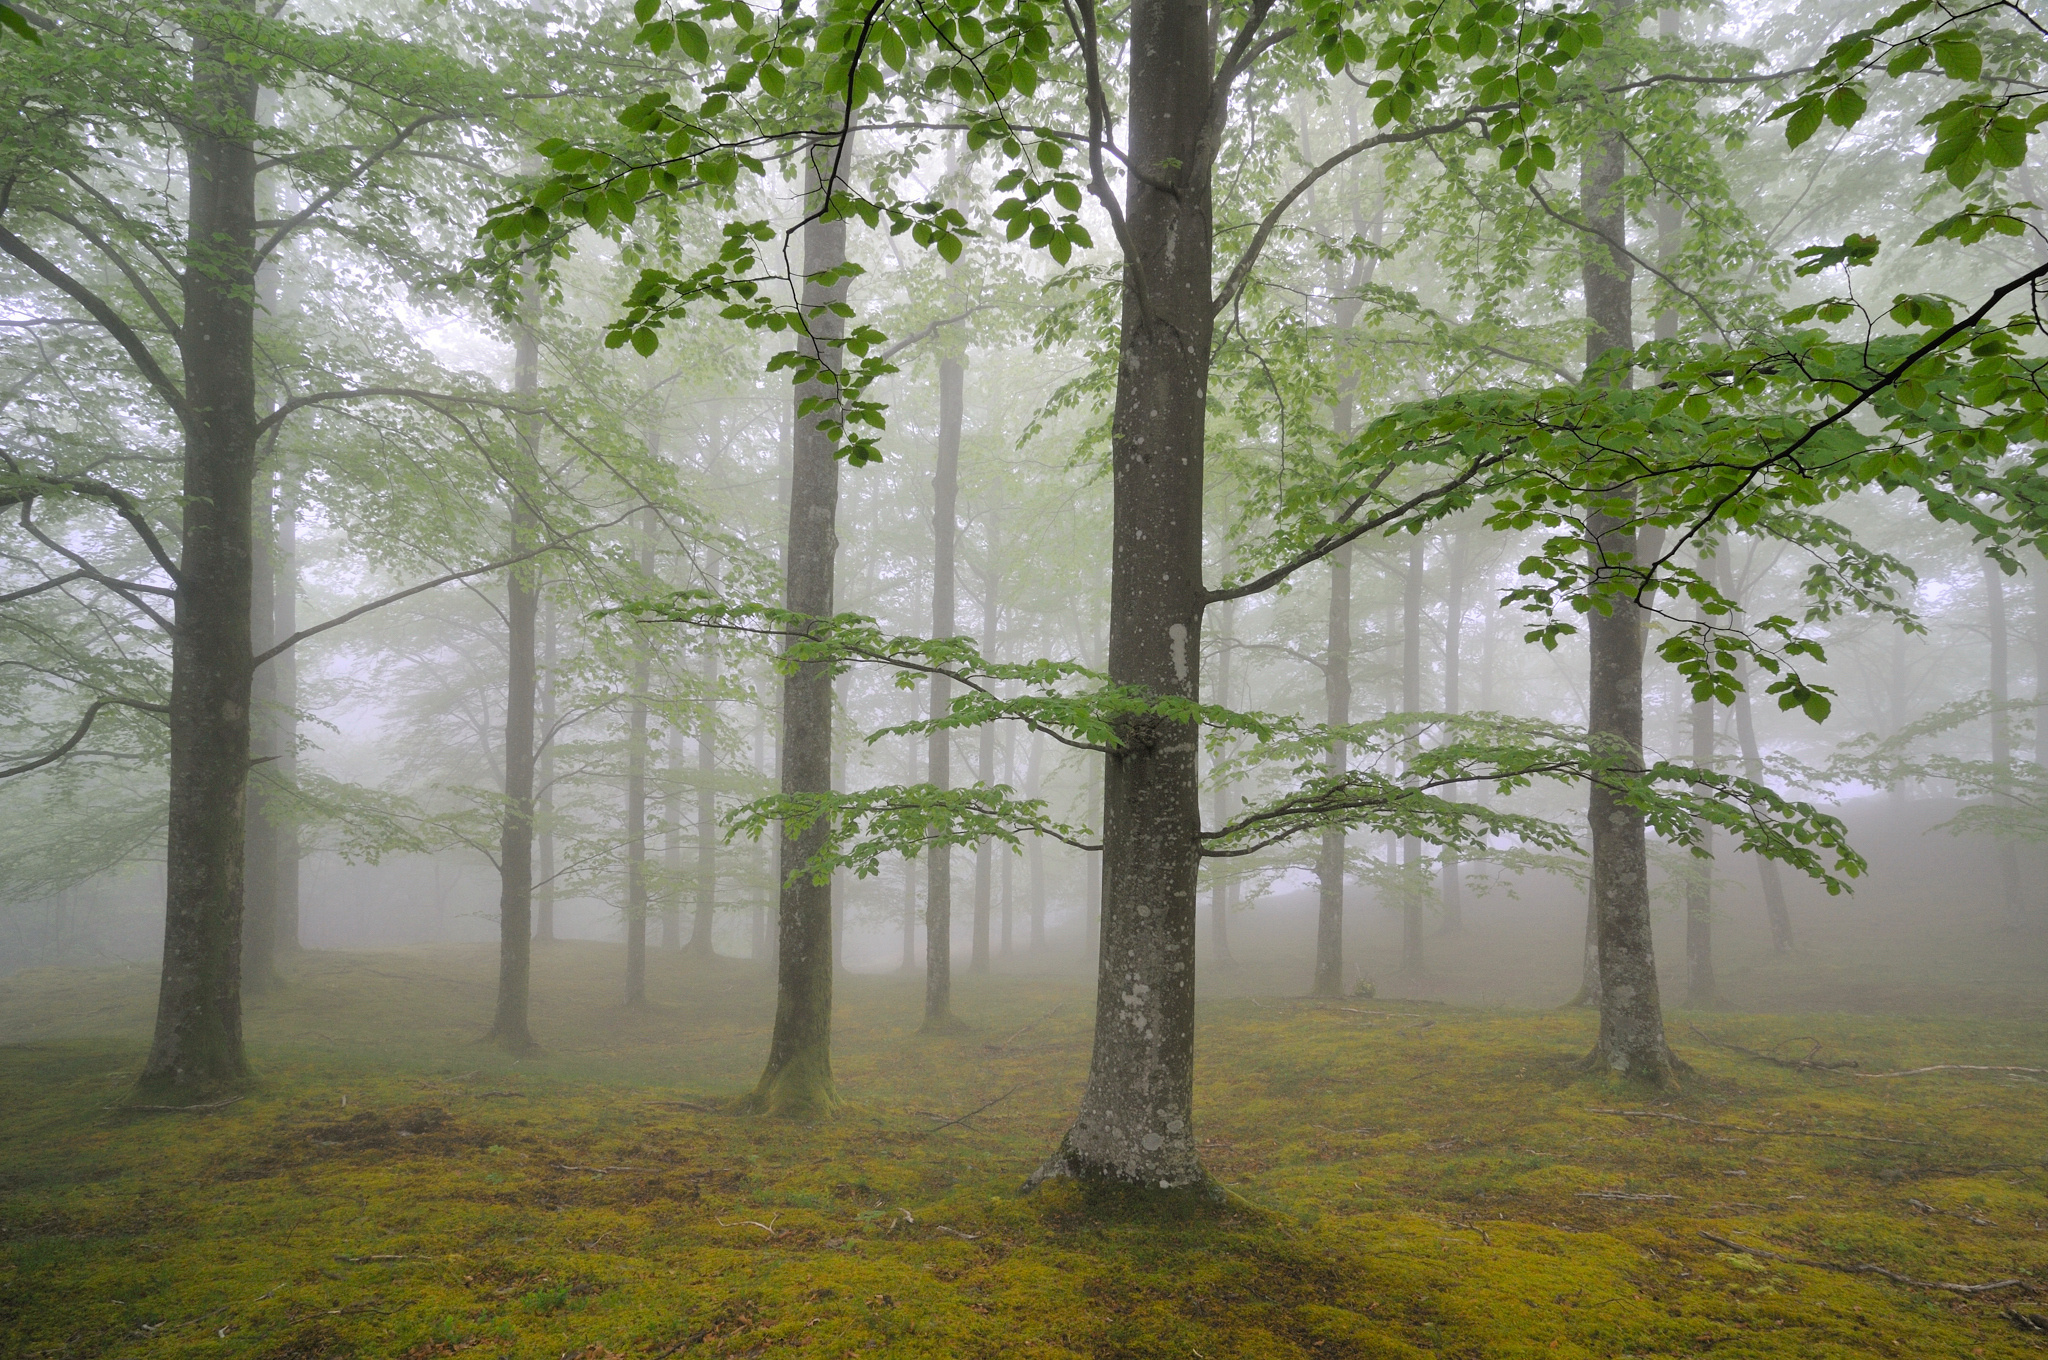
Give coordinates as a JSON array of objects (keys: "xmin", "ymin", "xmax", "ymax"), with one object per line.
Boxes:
[{"xmin": 0, "ymin": 696, "xmax": 169, "ymax": 780}]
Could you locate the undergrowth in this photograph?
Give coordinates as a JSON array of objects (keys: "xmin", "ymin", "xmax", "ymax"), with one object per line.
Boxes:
[{"xmin": 2, "ymin": 942, "xmax": 2044, "ymax": 1357}]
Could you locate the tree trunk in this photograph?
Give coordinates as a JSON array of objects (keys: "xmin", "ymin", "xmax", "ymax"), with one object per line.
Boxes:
[
  {"xmin": 1212, "ymin": 596, "xmax": 1238, "ymax": 967},
  {"xmin": 664, "ymin": 722, "xmax": 684, "ymax": 949},
  {"xmin": 272, "ymin": 463, "xmax": 300, "ymax": 952},
  {"xmin": 1439, "ymin": 534, "xmax": 1465, "ymax": 936},
  {"xmin": 1580, "ymin": 129, "xmax": 1678, "ymax": 1082},
  {"xmin": 1032, "ymin": 0, "xmax": 1212, "ymax": 1189},
  {"xmin": 690, "ymin": 564, "xmax": 721, "ymax": 956},
  {"xmin": 487, "ymin": 298, "xmax": 542, "ymax": 1056},
  {"xmin": 535, "ymin": 591, "xmax": 557, "ymax": 943},
  {"xmin": 1731, "ymin": 649, "xmax": 1793, "ymax": 951},
  {"xmin": 242, "ymin": 472, "xmax": 279, "ymax": 993},
  {"xmin": 1001, "ymin": 716, "xmax": 1015, "ymax": 956},
  {"xmin": 1400, "ymin": 537, "xmax": 1425, "ymax": 975},
  {"xmin": 747, "ymin": 153, "xmax": 844, "ymax": 1115},
  {"xmin": 1312, "ymin": 552, "xmax": 1349, "ymax": 993},
  {"xmin": 925, "ymin": 352, "xmax": 962, "ymax": 1023},
  {"xmin": 139, "ymin": 21, "xmax": 260, "ymax": 1096},
  {"xmin": 1986, "ymin": 558, "xmax": 2023, "ymax": 919},
  {"xmin": 971, "ymin": 585, "xmax": 996, "ymax": 974},
  {"xmin": 624, "ymin": 510, "xmax": 653, "ymax": 1006},
  {"xmin": 1685, "ymin": 603, "xmax": 1717, "ymax": 1006},
  {"xmin": 1027, "ymin": 728, "xmax": 1047, "ymax": 950}
]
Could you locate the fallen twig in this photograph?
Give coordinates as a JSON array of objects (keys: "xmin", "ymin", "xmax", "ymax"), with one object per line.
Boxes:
[
  {"xmin": 1586, "ymin": 1108, "xmax": 1926, "ymax": 1146},
  {"xmin": 1687, "ymin": 1025, "xmax": 1859, "ymax": 1071},
  {"xmin": 475, "ymin": 1090, "xmax": 524, "ymax": 1098},
  {"xmin": 926, "ymin": 1084, "xmax": 1026, "ymax": 1133},
  {"xmin": 554, "ymin": 1164, "xmax": 646, "ymax": 1175},
  {"xmin": 335, "ymin": 1254, "xmax": 411, "ymax": 1263},
  {"xmin": 1700, "ymin": 1231, "xmax": 2030, "ymax": 1296},
  {"xmin": 119, "ymin": 1096, "xmax": 244, "ymax": 1113},
  {"xmin": 1578, "ymin": 1190, "xmax": 1680, "ymax": 1203},
  {"xmin": 933, "ymin": 1225, "xmax": 983, "ymax": 1241},
  {"xmin": 1854, "ymin": 1064, "xmax": 2048, "ymax": 1079},
  {"xmin": 717, "ymin": 1213, "xmax": 780, "ymax": 1237},
  {"xmin": 987, "ymin": 1003, "xmax": 1065, "ymax": 1054},
  {"xmin": 651, "ymin": 1098, "xmax": 718, "ymax": 1112}
]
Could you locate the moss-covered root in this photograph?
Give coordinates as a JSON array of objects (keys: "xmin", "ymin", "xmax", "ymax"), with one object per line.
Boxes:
[{"xmin": 741, "ymin": 1042, "xmax": 838, "ymax": 1118}]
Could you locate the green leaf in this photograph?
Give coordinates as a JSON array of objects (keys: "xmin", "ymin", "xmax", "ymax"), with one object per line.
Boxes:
[
  {"xmin": 0, "ymin": 2, "xmax": 41, "ymax": 42},
  {"xmin": 633, "ymin": 0, "xmax": 660, "ymax": 24},
  {"xmin": 1051, "ymin": 179, "xmax": 1081, "ymax": 211},
  {"xmin": 1783, "ymin": 95, "xmax": 1824, "ymax": 148},
  {"xmin": 1886, "ymin": 42, "xmax": 1930, "ymax": 75},
  {"xmin": 1824, "ymin": 85, "xmax": 1866, "ymax": 128},
  {"xmin": 631, "ymin": 327, "xmax": 661, "ymax": 356},
  {"xmin": 1984, "ymin": 116, "xmax": 2028, "ymax": 168},
  {"xmin": 676, "ymin": 18, "xmax": 710, "ymax": 61},
  {"xmin": 1932, "ymin": 38, "xmax": 1980, "ymax": 81}
]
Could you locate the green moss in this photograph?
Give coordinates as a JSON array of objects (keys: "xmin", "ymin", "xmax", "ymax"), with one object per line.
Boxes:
[{"xmin": 1, "ymin": 944, "xmax": 2043, "ymax": 1357}]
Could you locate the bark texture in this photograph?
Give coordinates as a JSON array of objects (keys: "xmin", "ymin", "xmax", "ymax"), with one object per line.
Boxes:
[
  {"xmin": 624, "ymin": 510, "xmax": 653, "ymax": 1006},
  {"xmin": 1985, "ymin": 559, "xmax": 2024, "ymax": 918},
  {"xmin": 747, "ymin": 157, "xmax": 845, "ymax": 1116},
  {"xmin": 924, "ymin": 353, "xmax": 961, "ymax": 1024},
  {"xmin": 1400, "ymin": 537, "xmax": 1425, "ymax": 974},
  {"xmin": 1032, "ymin": 0, "xmax": 1212, "ymax": 1190},
  {"xmin": 139, "ymin": 22, "xmax": 260, "ymax": 1096},
  {"xmin": 1580, "ymin": 129, "xmax": 1679, "ymax": 1082},
  {"xmin": 1211, "ymin": 596, "xmax": 1237, "ymax": 966},
  {"xmin": 691, "ymin": 599, "xmax": 721, "ymax": 955},
  {"xmin": 1685, "ymin": 653, "xmax": 1717, "ymax": 1006},
  {"xmin": 1312, "ymin": 551, "xmax": 1349, "ymax": 994}
]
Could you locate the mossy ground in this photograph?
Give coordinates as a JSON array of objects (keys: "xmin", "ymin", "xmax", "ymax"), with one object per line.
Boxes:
[{"xmin": 3, "ymin": 943, "xmax": 2045, "ymax": 1358}]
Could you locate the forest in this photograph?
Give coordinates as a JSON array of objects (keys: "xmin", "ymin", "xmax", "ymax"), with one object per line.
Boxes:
[{"xmin": 2, "ymin": 0, "xmax": 2047, "ymax": 1352}]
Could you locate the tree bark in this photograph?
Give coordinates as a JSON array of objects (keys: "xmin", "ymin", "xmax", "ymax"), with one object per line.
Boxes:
[
  {"xmin": 925, "ymin": 352, "xmax": 962, "ymax": 1023},
  {"xmin": 272, "ymin": 463, "xmax": 300, "ymax": 953},
  {"xmin": 690, "ymin": 558, "xmax": 721, "ymax": 955},
  {"xmin": 1032, "ymin": 0, "xmax": 1212, "ymax": 1189},
  {"xmin": 747, "ymin": 150, "xmax": 844, "ymax": 1115},
  {"xmin": 487, "ymin": 297, "xmax": 542, "ymax": 1056},
  {"xmin": 1439, "ymin": 534, "xmax": 1465, "ymax": 935},
  {"xmin": 624, "ymin": 509, "xmax": 654, "ymax": 1005},
  {"xmin": 242, "ymin": 472, "xmax": 279, "ymax": 993},
  {"xmin": 1731, "ymin": 649, "xmax": 1793, "ymax": 951},
  {"xmin": 1027, "ymin": 728, "xmax": 1047, "ymax": 950},
  {"xmin": 535, "ymin": 590, "xmax": 557, "ymax": 943},
  {"xmin": 139, "ymin": 19, "xmax": 261, "ymax": 1096},
  {"xmin": 1312, "ymin": 552, "xmax": 1349, "ymax": 993},
  {"xmin": 1580, "ymin": 128, "xmax": 1678, "ymax": 1082},
  {"xmin": 1400, "ymin": 537, "xmax": 1425, "ymax": 975},
  {"xmin": 1212, "ymin": 596, "xmax": 1238, "ymax": 967},
  {"xmin": 1685, "ymin": 596, "xmax": 1717, "ymax": 1006},
  {"xmin": 1986, "ymin": 558, "xmax": 2023, "ymax": 919},
  {"xmin": 971, "ymin": 575, "xmax": 997, "ymax": 974},
  {"xmin": 664, "ymin": 721, "xmax": 684, "ymax": 949},
  {"xmin": 1001, "ymin": 715, "xmax": 1015, "ymax": 955}
]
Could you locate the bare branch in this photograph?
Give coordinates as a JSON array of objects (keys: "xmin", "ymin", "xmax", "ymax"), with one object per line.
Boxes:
[{"xmin": 0, "ymin": 696, "xmax": 169, "ymax": 780}]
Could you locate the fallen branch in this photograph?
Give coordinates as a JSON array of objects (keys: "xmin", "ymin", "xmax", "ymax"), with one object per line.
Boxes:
[
  {"xmin": 651, "ymin": 1098, "xmax": 718, "ymax": 1112},
  {"xmin": 335, "ymin": 1254, "xmax": 411, "ymax": 1263},
  {"xmin": 1687, "ymin": 1025, "xmax": 1859, "ymax": 1071},
  {"xmin": 986, "ymin": 1003, "xmax": 1065, "ymax": 1054},
  {"xmin": 1586, "ymin": 1108, "xmax": 1926, "ymax": 1146},
  {"xmin": 121, "ymin": 1096, "xmax": 244, "ymax": 1114},
  {"xmin": 554, "ymin": 1164, "xmax": 646, "ymax": 1175},
  {"xmin": 933, "ymin": 1225, "xmax": 983, "ymax": 1241},
  {"xmin": 717, "ymin": 1213, "xmax": 780, "ymax": 1237},
  {"xmin": 1699, "ymin": 1231, "xmax": 2030, "ymax": 1296},
  {"xmin": 1854, "ymin": 1064, "xmax": 2048, "ymax": 1079},
  {"xmin": 926, "ymin": 1084, "xmax": 1026, "ymax": 1134},
  {"xmin": 1578, "ymin": 1190, "xmax": 1680, "ymax": 1203}
]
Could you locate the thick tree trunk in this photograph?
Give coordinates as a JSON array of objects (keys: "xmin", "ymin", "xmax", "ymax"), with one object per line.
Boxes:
[
  {"xmin": 1580, "ymin": 130, "xmax": 1679, "ymax": 1082},
  {"xmin": 139, "ymin": 24, "xmax": 260, "ymax": 1096},
  {"xmin": 1211, "ymin": 596, "xmax": 1237, "ymax": 967},
  {"xmin": 488, "ymin": 300, "xmax": 542, "ymax": 1055},
  {"xmin": 747, "ymin": 156, "xmax": 844, "ymax": 1115},
  {"xmin": 1312, "ymin": 552, "xmax": 1349, "ymax": 993},
  {"xmin": 535, "ymin": 592, "xmax": 557, "ymax": 943},
  {"xmin": 624, "ymin": 510, "xmax": 653, "ymax": 1005},
  {"xmin": 1032, "ymin": 0, "xmax": 1213, "ymax": 1189},
  {"xmin": 1985, "ymin": 558, "xmax": 2024, "ymax": 919},
  {"xmin": 690, "ymin": 566, "xmax": 721, "ymax": 956},
  {"xmin": 1439, "ymin": 534, "xmax": 1465, "ymax": 936},
  {"xmin": 925, "ymin": 353, "xmax": 962, "ymax": 1023},
  {"xmin": 1400, "ymin": 538, "xmax": 1425, "ymax": 975}
]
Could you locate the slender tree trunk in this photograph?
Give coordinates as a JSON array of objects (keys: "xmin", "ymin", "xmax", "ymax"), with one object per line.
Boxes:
[
  {"xmin": 1439, "ymin": 534, "xmax": 1465, "ymax": 935},
  {"xmin": 971, "ymin": 585, "xmax": 997, "ymax": 974},
  {"xmin": 664, "ymin": 723, "xmax": 684, "ymax": 949},
  {"xmin": 925, "ymin": 351, "xmax": 962, "ymax": 1024},
  {"xmin": 1580, "ymin": 128, "xmax": 1678, "ymax": 1082},
  {"xmin": 1001, "ymin": 715, "xmax": 1015, "ymax": 956},
  {"xmin": 690, "ymin": 563, "xmax": 721, "ymax": 956},
  {"xmin": 487, "ymin": 296, "xmax": 542, "ymax": 1056},
  {"xmin": 1685, "ymin": 594, "xmax": 1717, "ymax": 1005},
  {"xmin": 748, "ymin": 151, "xmax": 844, "ymax": 1114},
  {"xmin": 140, "ymin": 22, "xmax": 260, "ymax": 1095},
  {"xmin": 1312, "ymin": 554, "xmax": 1349, "ymax": 993},
  {"xmin": 1400, "ymin": 538, "xmax": 1425, "ymax": 975},
  {"xmin": 624, "ymin": 510, "xmax": 653, "ymax": 1006},
  {"xmin": 1212, "ymin": 596, "xmax": 1238, "ymax": 967},
  {"xmin": 272, "ymin": 463, "xmax": 300, "ymax": 951},
  {"xmin": 1986, "ymin": 558, "xmax": 2024, "ymax": 919},
  {"xmin": 1027, "ymin": 728, "xmax": 1047, "ymax": 950},
  {"xmin": 1731, "ymin": 648, "xmax": 1793, "ymax": 951},
  {"xmin": 242, "ymin": 473, "xmax": 279, "ymax": 992},
  {"xmin": 2035, "ymin": 558, "xmax": 2048, "ymax": 769},
  {"xmin": 1033, "ymin": 0, "xmax": 1212, "ymax": 1189},
  {"xmin": 535, "ymin": 592, "xmax": 557, "ymax": 943}
]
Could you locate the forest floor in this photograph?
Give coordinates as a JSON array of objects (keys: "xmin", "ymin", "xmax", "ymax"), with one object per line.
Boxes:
[{"xmin": 3, "ymin": 942, "xmax": 2046, "ymax": 1359}]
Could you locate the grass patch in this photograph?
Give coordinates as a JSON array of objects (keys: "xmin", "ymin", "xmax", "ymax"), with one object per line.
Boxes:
[{"xmin": 2, "ymin": 942, "xmax": 2045, "ymax": 1357}]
